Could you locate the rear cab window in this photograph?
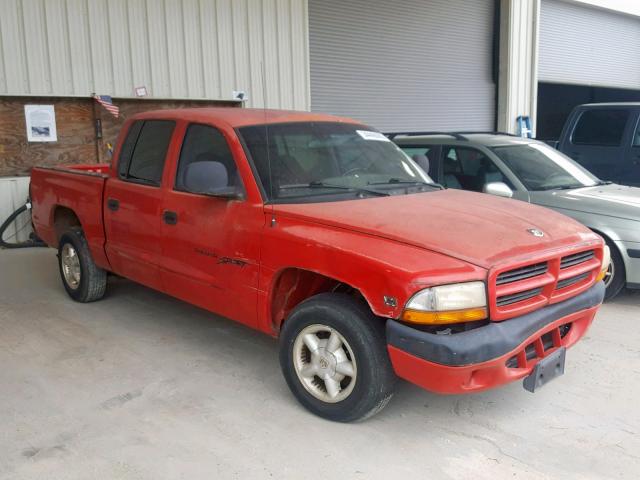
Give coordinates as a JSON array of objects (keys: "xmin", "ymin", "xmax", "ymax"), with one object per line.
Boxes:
[
  {"xmin": 571, "ymin": 109, "xmax": 629, "ymax": 146},
  {"xmin": 118, "ymin": 120, "xmax": 176, "ymax": 186}
]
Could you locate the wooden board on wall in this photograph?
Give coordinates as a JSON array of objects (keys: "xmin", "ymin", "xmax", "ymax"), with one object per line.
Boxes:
[
  {"xmin": 0, "ymin": 97, "xmax": 239, "ymax": 177},
  {"xmin": 0, "ymin": 97, "xmax": 95, "ymax": 177}
]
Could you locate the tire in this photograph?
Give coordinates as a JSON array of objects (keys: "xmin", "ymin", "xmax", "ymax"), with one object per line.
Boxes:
[
  {"xmin": 58, "ymin": 227, "xmax": 107, "ymax": 302},
  {"xmin": 603, "ymin": 238, "xmax": 626, "ymax": 301},
  {"xmin": 279, "ymin": 293, "xmax": 396, "ymax": 422}
]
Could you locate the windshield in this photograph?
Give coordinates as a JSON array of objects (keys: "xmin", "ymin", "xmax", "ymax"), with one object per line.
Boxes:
[
  {"xmin": 491, "ymin": 143, "xmax": 599, "ymax": 191},
  {"xmin": 239, "ymin": 122, "xmax": 434, "ymax": 202}
]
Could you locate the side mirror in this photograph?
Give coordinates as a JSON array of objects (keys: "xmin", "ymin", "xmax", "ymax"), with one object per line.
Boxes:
[
  {"xmin": 483, "ymin": 182, "xmax": 513, "ymax": 198},
  {"xmin": 184, "ymin": 161, "xmax": 243, "ymax": 199}
]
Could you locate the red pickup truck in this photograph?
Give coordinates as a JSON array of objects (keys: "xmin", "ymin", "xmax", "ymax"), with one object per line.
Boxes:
[{"xmin": 30, "ymin": 108, "xmax": 608, "ymax": 422}]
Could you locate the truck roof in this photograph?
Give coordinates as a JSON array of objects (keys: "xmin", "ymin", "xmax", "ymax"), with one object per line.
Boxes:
[
  {"xmin": 130, "ymin": 107, "xmax": 361, "ymax": 128},
  {"xmin": 577, "ymin": 102, "xmax": 640, "ymax": 108}
]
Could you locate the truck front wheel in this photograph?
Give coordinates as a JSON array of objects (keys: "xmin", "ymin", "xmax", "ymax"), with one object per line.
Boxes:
[
  {"xmin": 279, "ymin": 293, "xmax": 396, "ymax": 422},
  {"xmin": 58, "ymin": 228, "xmax": 107, "ymax": 302}
]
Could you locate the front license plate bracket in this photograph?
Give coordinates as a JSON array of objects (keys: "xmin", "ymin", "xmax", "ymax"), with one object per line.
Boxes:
[{"xmin": 523, "ymin": 347, "xmax": 566, "ymax": 393}]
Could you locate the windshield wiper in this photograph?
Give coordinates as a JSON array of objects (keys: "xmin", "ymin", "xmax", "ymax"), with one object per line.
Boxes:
[
  {"xmin": 279, "ymin": 181, "xmax": 390, "ymax": 197},
  {"xmin": 595, "ymin": 180, "xmax": 613, "ymax": 186},
  {"xmin": 368, "ymin": 178, "xmax": 444, "ymax": 189},
  {"xmin": 540, "ymin": 184, "xmax": 582, "ymax": 191}
]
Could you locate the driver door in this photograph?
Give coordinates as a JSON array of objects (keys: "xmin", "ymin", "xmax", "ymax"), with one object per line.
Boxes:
[{"xmin": 160, "ymin": 122, "xmax": 263, "ymax": 328}]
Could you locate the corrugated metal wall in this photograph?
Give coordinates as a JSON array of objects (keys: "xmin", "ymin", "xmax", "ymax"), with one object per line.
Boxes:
[
  {"xmin": 308, "ymin": 0, "xmax": 496, "ymax": 132},
  {"xmin": 0, "ymin": 0, "xmax": 310, "ymax": 109},
  {"xmin": 539, "ymin": 0, "xmax": 640, "ymax": 89}
]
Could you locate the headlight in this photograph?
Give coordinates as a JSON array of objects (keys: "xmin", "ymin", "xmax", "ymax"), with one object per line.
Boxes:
[
  {"xmin": 402, "ymin": 281, "xmax": 488, "ymax": 325},
  {"xmin": 595, "ymin": 245, "xmax": 611, "ymax": 283}
]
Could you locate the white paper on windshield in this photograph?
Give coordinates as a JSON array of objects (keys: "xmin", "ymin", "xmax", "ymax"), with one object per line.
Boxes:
[{"xmin": 356, "ymin": 130, "xmax": 390, "ymax": 142}]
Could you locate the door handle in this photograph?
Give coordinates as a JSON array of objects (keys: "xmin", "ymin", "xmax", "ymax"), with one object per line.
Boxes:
[
  {"xmin": 107, "ymin": 198, "xmax": 119, "ymax": 211},
  {"xmin": 163, "ymin": 210, "xmax": 178, "ymax": 225}
]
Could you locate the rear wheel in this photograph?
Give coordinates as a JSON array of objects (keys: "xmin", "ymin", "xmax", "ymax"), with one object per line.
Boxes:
[
  {"xmin": 603, "ymin": 238, "xmax": 625, "ymax": 301},
  {"xmin": 58, "ymin": 228, "xmax": 107, "ymax": 302},
  {"xmin": 279, "ymin": 293, "xmax": 396, "ymax": 422}
]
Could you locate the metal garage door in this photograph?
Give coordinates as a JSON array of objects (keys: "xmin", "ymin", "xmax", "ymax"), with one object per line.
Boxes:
[
  {"xmin": 308, "ymin": 0, "xmax": 496, "ymax": 132},
  {"xmin": 539, "ymin": 0, "xmax": 640, "ymax": 89}
]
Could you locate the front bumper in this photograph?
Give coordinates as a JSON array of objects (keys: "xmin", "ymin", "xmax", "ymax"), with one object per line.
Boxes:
[{"xmin": 386, "ymin": 281, "xmax": 605, "ymax": 394}]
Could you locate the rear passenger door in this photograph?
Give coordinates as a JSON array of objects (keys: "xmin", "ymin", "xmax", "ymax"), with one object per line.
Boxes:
[
  {"xmin": 104, "ymin": 119, "xmax": 176, "ymax": 291},
  {"xmin": 563, "ymin": 108, "xmax": 632, "ymax": 183}
]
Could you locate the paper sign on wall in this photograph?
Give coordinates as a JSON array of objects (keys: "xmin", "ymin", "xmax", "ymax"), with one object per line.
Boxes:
[{"xmin": 24, "ymin": 105, "xmax": 57, "ymax": 142}]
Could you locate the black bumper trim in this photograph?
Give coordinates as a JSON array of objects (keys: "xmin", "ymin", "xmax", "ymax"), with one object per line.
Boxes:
[
  {"xmin": 628, "ymin": 249, "xmax": 640, "ymax": 259},
  {"xmin": 386, "ymin": 282, "xmax": 605, "ymax": 367}
]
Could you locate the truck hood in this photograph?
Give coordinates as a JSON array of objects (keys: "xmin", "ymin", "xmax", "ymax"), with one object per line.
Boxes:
[
  {"xmin": 531, "ymin": 183, "xmax": 640, "ymax": 222},
  {"xmin": 273, "ymin": 190, "xmax": 597, "ymax": 269}
]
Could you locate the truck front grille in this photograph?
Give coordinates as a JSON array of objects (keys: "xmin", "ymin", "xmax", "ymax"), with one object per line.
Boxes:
[{"xmin": 489, "ymin": 247, "xmax": 602, "ymax": 321}]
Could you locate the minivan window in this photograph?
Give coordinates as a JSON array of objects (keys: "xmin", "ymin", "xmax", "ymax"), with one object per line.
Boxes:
[
  {"xmin": 492, "ymin": 143, "xmax": 599, "ymax": 191},
  {"xmin": 441, "ymin": 146, "xmax": 512, "ymax": 191},
  {"xmin": 123, "ymin": 120, "xmax": 175, "ymax": 185},
  {"xmin": 572, "ymin": 109, "xmax": 629, "ymax": 146}
]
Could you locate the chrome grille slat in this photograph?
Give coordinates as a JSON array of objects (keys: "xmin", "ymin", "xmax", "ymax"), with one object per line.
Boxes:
[
  {"xmin": 556, "ymin": 272, "xmax": 590, "ymax": 290},
  {"xmin": 496, "ymin": 262, "xmax": 548, "ymax": 286},
  {"xmin": 497, "ymin": 287, "xmax": 543, "ymax": 307},
  {"xmin": 560, "ymin": 250, "xmax": 595, "ymax": 269}
]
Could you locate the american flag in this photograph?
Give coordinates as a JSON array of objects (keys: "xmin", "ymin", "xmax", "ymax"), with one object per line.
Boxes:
[{"xmin": 93, "ymin": 94, "xmax": 119, "ymax": 118}]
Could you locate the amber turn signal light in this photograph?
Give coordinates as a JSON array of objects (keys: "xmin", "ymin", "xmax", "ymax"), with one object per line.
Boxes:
[{"xmin": 401, "ymin": 307, "xmax": 488, "ymax": 325}]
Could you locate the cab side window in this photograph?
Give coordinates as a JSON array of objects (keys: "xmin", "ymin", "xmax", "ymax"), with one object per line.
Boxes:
[
  {"xmin": 442, "ymin": 146, "xmax": 511, "ymax": 192},
  {"xmin": 119, "ymin": 120, "xmax": 176, "ymax": 186},
  {"xmin": 175, "ymin": 124, "xmax": 240, "ymax": 195},
  {"xmin": 572, "ymin": 109, "xmax": 629, "ymax": 146}
]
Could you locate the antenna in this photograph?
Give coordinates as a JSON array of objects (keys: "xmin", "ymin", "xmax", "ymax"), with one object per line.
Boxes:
[{"xmin": 261, "ymin": 62, "xmax": 276, "ymax": 227}]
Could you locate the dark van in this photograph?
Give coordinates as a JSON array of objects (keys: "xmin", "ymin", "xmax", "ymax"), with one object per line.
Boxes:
[{"xmin": 557, "ymin": 103, "xmax": 640, "ymax": 186}]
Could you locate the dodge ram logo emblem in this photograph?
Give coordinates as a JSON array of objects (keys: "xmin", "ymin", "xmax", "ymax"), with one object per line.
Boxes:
[{"xmin": 528, "ymin": 228, "xmax": 544, "ymax": 237}]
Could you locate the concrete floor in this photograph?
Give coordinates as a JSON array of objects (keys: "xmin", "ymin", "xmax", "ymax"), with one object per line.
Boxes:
[{"xmin": 1, "ymin": 248, "xmax": 639, "ymax": 480}]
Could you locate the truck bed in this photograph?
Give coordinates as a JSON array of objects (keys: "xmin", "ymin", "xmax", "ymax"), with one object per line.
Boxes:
[{"xmin": 30, "ymin": 163, "xmax": 112, "ymax": 270}]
